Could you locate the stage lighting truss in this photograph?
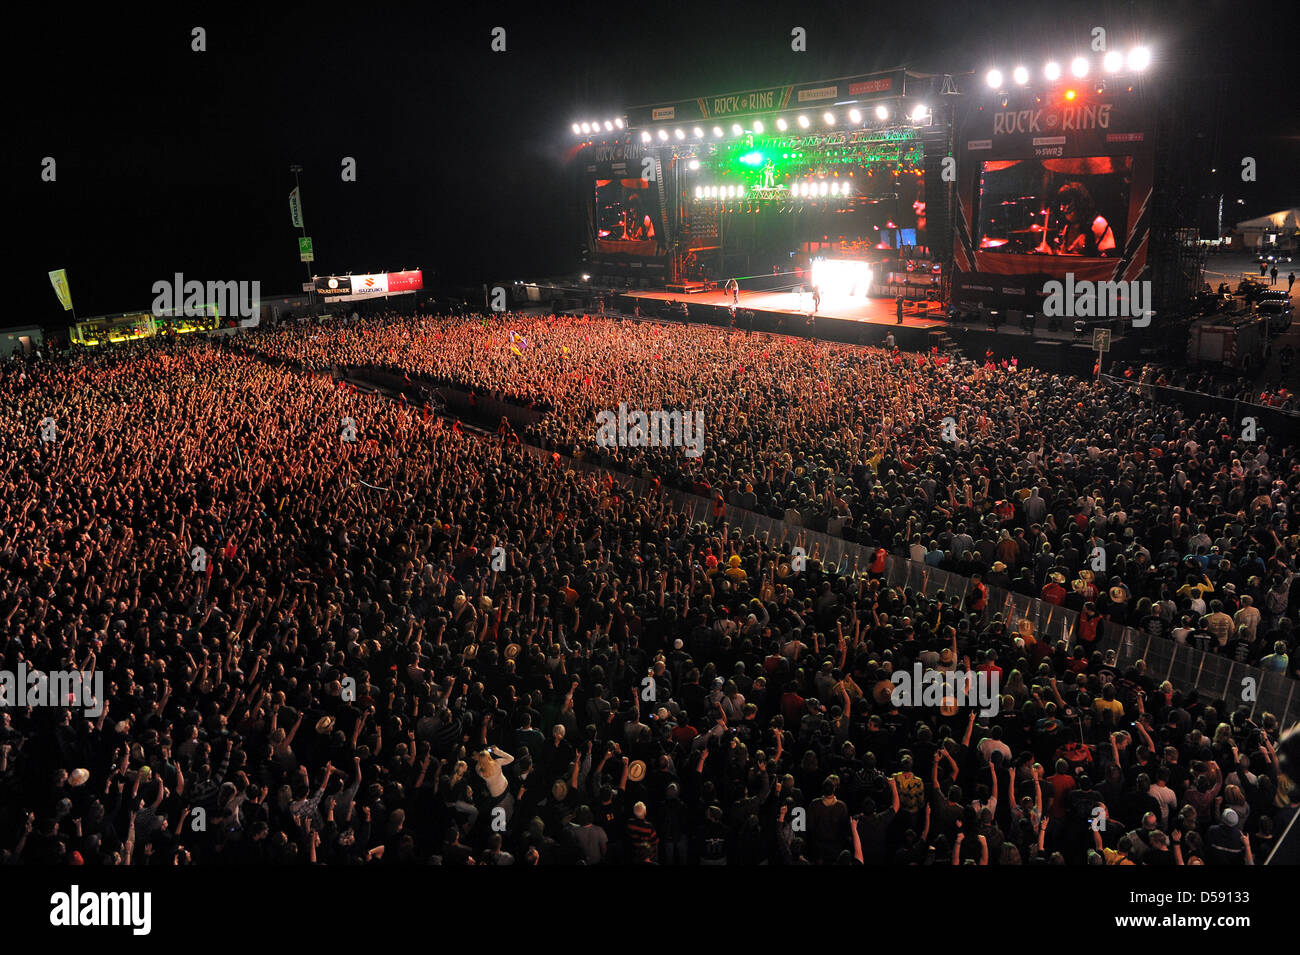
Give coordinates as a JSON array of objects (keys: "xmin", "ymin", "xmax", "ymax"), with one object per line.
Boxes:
[
  {"xmin": 571, "ymin": 116, "xmax": 626, "ymax": 138},
  {"xmin": 983, "ymin": 47, "xmax": 1150, "ymax": 93}
]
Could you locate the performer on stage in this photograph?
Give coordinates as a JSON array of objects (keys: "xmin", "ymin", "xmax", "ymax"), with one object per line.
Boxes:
[
  {"xmin": 725, "ymin": 277, "xmax": 739, "ymax": 304},
  {"xmin": 763, "ymin": 160, "xmax": 775, "ymax": 189},
  {"xmin": 1034, "ymin": 181, "xmax": 1115, "ymax": 256}
]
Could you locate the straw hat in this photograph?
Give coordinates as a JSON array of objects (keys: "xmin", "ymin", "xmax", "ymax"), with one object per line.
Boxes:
[{"xmin": 627, "ymin": 760, "xmax": 647, "ymax": 782}]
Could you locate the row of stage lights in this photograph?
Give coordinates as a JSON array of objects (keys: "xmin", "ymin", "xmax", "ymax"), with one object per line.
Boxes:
[
  {"xmin": 571, "ymin": 117, "xmax": 625, "ymax": 135},
  {"xmin": 984, "ymin": 46, "xmax": 1151, "ymax": 90},
  {"xmin": 693, "ymin": 180, "xmax": 857, "ymax": 201},
  {"xmin": 638, "ymin": 104, "xmax": 927, "ymax": 144}
]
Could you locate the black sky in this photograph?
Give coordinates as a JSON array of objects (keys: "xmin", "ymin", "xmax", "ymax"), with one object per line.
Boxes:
[{"xmin": 9, "ymin": 0, "xmax": 1299, "ymax": 323}]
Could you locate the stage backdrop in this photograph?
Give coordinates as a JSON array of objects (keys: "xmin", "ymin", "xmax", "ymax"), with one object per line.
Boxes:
[{"xmin": 951, "ymin": 88, "xmax": 1153, "ymax": 308}]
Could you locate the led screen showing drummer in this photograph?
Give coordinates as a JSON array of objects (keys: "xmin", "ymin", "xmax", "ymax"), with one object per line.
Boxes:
[{"xmin": 975, "ymin": 156, "xmax": 1131, "ymax": 257}]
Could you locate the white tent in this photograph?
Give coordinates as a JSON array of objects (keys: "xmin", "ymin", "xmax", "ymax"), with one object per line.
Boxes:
[{"xmin": 1235, "ymin": 208, "xmax": 1300, "ymax": 248}]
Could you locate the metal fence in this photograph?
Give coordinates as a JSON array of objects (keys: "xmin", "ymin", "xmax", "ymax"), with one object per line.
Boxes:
[{"xmin": 523, "ymin": 444, "xmax": 1298, "ymax": 724}]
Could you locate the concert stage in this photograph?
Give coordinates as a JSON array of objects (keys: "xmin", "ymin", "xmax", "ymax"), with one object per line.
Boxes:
[
  {"xmin": 612, "ymin": 286, "xmax": 1129, "ymax": 375},
  {"xmin": 624, "ymin": 287, "xmax": 946, "ymax": 329}
]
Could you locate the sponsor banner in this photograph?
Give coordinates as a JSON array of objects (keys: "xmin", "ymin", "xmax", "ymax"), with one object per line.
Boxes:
[
  {"xmin": 796, "ymin": 85, "xmax": 838, "ymax": 103},
  {"xmin": 289, "ymin": 187, "xmax": 303, "ymax": 228},
  {"xmin": 625, "ymin": 70, "xmax": 902, "ymax": 126},
  {"xmin": 314, "ymin": 275, "xmax": 352, "ymax": 297},
  {"xmin": 350, "ymin": 273, "xmax": 389, "ymax": 295},
  {"xmin": 386, "ymin": 269, "xmax": 423, "ymax": 292}
]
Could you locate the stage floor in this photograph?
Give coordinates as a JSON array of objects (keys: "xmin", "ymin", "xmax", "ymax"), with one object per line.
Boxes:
[
  {"xmin": 624, "ymin": 288, "xmax": 943, "ymax": 328},
  {"xmin": 621, "ymin": 288, "xmax": 1117, "ymax": 341}
]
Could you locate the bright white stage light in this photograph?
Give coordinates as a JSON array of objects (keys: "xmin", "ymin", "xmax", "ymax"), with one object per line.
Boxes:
[
  {"xmin": 809, "ymin": 257, "xmax": 873, "ymax": 300},
  {"xmin": 752, "ymin": 120, "xmax": 764, "ymax": 133},
  {"xmin": 641, "ymin": 131, "xmax": 651, "ymax": 143},
  {"xmin": 688, "ymin": 159, "xmax": 700, "ymax": 170},
  {"xmin": 849, "ymin": 108, "xmax": 861, "ymax": 123},
  {"xmin": 614, "ymin": 118, "xmax": 624, "ymax": 128},
  {"xmin": 841, "ymin": 180, "xmax": 852, "ymax": 196},
  {"xmin": 797, "ymin": 115, "xmax": 810, "ymax": 128},
  {"xmin": 876, "ymin": 104, "xmax": 890, "ymax": 120},
  {"xmin": 1071, "ymin": 56, "xmax": 1089, "ymax": 78},
  {"xmin": 713, "ymin": 126, "xmax": 724, "ymax": 138},
  {"xmin": 830, "ymin": 181, "xmax": 840, "ymax": 195},
  {"xmin": 675, "ymin": 128, "xmax": 685, "ymax": 139},
  {"xmin": 737, "ymin": 184, "xmax": 745, "ymax": 196},
  {"xmin": 1013, "ymin": 66, "xmax": 1029, "ymax": 85},
  {"xmin": 693, "ymin": 127, "xmax": 704, "ymax": 138},
  {"xmin": 580, "ymin": 122, "xmax": 591, "ymax": 133},
  {"xmin": 776, "ymin": 117, "xmax": 788, "ymax": 131},
  {"xmin": 823, "ymin": 111, "xmax": 835, "ymax": 125},
  {"xmin": 694, "ymin": 186, "xmax": 703, "ymax": 199},
  {"xmin": 1127, "ymin": 46, "xmax": 1151, "ymax": 70},
  {"xmin": 657, "ymin": 129, "xmax": 669, "ymax": 140},
  {"xmin": 604, "ymin": 121, "xmax": 614, "ymax": 131},
  {"xmin": 910, "ymin": 104, "xmax": 929, "ymax": 121},
  {"xmin": 986, "ymin": 69, "xmax": 1003, "ymax": 89},
  {"xmin": 819, "ymin": 181, "xmax": 829, "ymax": 195},
  {"xmin": 1044, "ymin": 61, "xmax": 1061, "ymax": 81},
  {"xmin": 1103, "ymin": 50, "xmax": 1124, "ymax": 73},
  {"xmin": 572, "ymin": 123, "xmax": 581, "ymax": 134}
]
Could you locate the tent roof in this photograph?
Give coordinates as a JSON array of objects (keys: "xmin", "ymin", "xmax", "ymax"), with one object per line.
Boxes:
[{"xmin": 1236, "ymin": 208, "xmax": 1300, "ymax": 231}]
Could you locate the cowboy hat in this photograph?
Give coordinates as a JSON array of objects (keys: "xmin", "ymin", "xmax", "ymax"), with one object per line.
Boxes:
[{"xmin": 627, "ymin": 760, "xmax": 647, "ymax": 782}]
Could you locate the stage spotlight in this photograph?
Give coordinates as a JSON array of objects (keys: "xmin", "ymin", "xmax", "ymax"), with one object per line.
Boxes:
[
  {"xmin": 819, "ymin": 181, "xmax": 829, "ymax": 195},
  {"xmin": 694, "ymin": 186, "xmax": 703, "ymax": 199},
  {"xmin": 841, "ymin": 180, "xmax": 852, "ymax": 195},
  {"xmin": 737, "ymin": 184, "xmax": 745, "ymax": 196},
  {"xmin": 1071, "ymin": 56, "xmax": 1089, "ymax": 78},
  {"xmin": 580, "ymin": 122, "xmax": 591, "ymax": 133},
  {"xmin": 641, "ymin": 131, "xmax": 651, "ymax": 143},
  {"xmin": 776, "ymin": 117, "xmax": 788, "ymax": 131},
  {"xmin": 849, "ymin": 108, "xmax": 861, "ymax": 123},
  {"xmin": 1103, "ymin": 50, "xmax": 1123, "ymax": 73},
  {"xmin": 693, "ymin": 126, "xmax": 704, "ymax": 138},
  {"xmin": 985, "ymin": 69, "xmax": 1002, "ymax": 89},
  {"xmin": 604, "ymin": 121, "xmax": 614, "ymax": 131},
  {"xmin": 571, "ymin": 123, "xmax": 581, "ymax": 134},
  {"xmin": 797, "ymin": 115, "xmax": 810, "ymax": 128},
  {"xmin": 1064, "ymin": 89, "xmax": 1077, "ymax": 101},
  {"xmin": 675, "ymin": 128, "xmax": 685, "ymax": 139},
  {"xmin": 1013, "ymin": 66, "xmax": 1029, "ymax": 85},
  {"xmin": 1044, "ymin": 61, "xmax": 1061, "ymax": 81},
  {"xmin": 910, "ymin": 104, "xmax": 929, "ymax": 121},
  {"xmin": 732, "ymin": 123, "xmax": 743, "ymax": 135},
  {"xmin": 752, "ymin": 120, "xmax": 764, "ymax": 134},
  {"xmin": 876, "ymin": 104, "xmax": 890, "ymax": 120},
  {"xmin": 657, "ymin": 129, "xmax": 669, "ymax": 140},
  {"xmin": 713, "ymin": 126, "xmax": 724, "ymax": 138},
  {"xmin": 1127, "ymin": 46, "xmax": 1151, "ymax": 70},
  {"xmin": 614, "ymin": 118, "xmax": 624, "ymax": 128},
  {"xmin": 823, "ymin": 111, "xmax": 835, "ymax": 125},
  {"xmin": 688, "ymin": 159, "xmax": 700, "ymax": 170},
  {"xmin": 830, "ymin": 181, "xmax": 840, "ymax": 195}
]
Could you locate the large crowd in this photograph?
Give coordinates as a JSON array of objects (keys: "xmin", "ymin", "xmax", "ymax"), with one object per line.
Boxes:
[{"xmin": 0, "ymin": 313, "xmax": 1295, "ymax": 866}]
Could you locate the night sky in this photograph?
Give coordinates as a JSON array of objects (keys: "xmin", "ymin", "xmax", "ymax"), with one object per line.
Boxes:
[{"xmin": 9, "ymin": 0, "xmax": 1298, "ymax": 324}]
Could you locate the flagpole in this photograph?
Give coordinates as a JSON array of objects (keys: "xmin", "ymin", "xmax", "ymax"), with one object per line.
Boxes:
[{"xmin": 290, "ymin": 164, "xmax": 315, "ymax": 313}]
